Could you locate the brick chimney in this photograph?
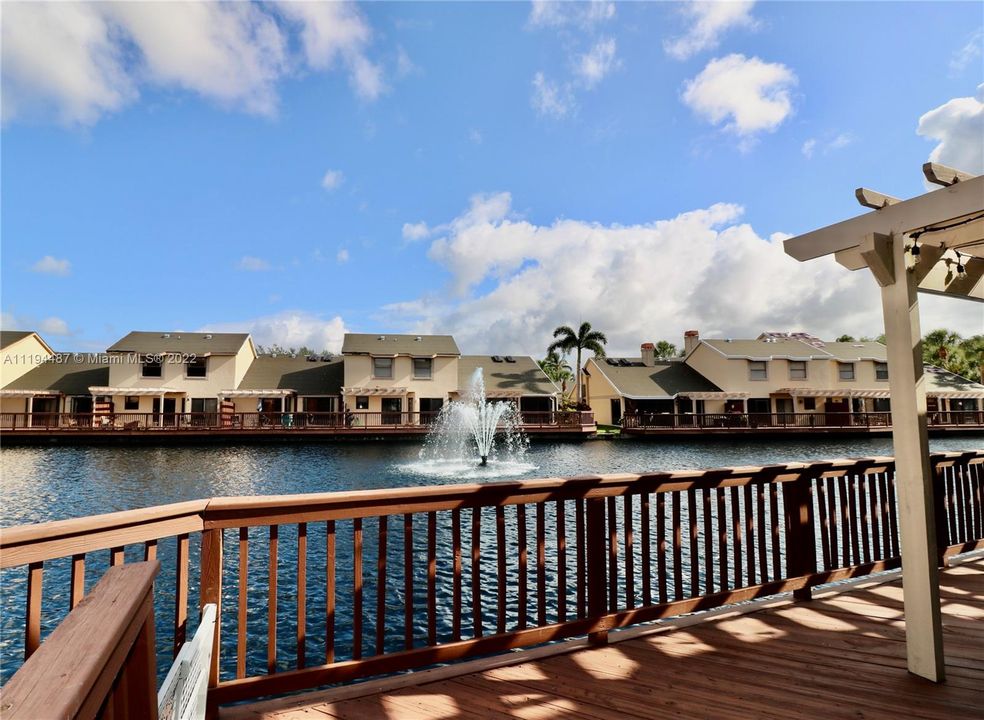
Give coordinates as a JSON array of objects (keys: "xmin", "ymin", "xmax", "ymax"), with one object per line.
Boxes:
[
  {"xmin": 684, "ymin": 330, "xmax": 700, "ymax": 356},
  {"xmin": 641, "ymin": 343, "xmax": 655, "ymax": 367}
]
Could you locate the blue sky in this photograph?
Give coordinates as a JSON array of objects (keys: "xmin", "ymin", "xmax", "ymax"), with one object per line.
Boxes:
[{"xmin": 2, "ymin": 1, "xmax": 982, "ymax": 355}]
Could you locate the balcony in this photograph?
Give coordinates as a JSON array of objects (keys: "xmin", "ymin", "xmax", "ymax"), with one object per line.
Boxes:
[{"xmin": 621, "ymin": 411, "xmax": 984, "ymax": 435}]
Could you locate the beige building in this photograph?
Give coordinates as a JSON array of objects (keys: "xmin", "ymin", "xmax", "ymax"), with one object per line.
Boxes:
[
  {"xmin": 458, "ymin": 355, "xmax": 560, "ymax": 415},
  {"xmin": 224, "ymin": 355, "xmax": 344, "ymax": 426},
  {"xmin": 0, "ymin": 331, "xmax": 55, "ymax": 392},
  {"xmin": 1, "ymin": 353, "xmax": 110, "ymax": 423}
]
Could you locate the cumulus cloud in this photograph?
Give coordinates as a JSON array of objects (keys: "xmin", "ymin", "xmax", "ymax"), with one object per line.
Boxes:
[
  {"xmin": 382, "ymin": 192, "xmax": 938, "ymax": 355},
  {"xmin": 39, "ymin": 317, "xmax": 71, "ymax": 336},
  {"xmin": 31, "ymin": 256, "xmax": 71, "ymax": 276},
  {"xmin": 575, "ymin": 38, "xmax": 619, "ymax": 88},
  {"xmin": 200, "ymin": 311, "xmax": 349, "ymax": 352},
  {"xmin": 236, "ymin": 256, "xmax": 271, "ymax": 272},
  {"xmin": 528, "ymin": 1, "xmax": 615, "ymax": 29},
  {"xmin": 802, "ymin": 132, "xmax": 854, "ymax": 159},
  {"xmin": 682, "ymin": 54, "xmax": 797, "ymax": 141},
  {"xmin": 321, "ymin": 169, "xmax": 345, "ymax": 191},
  {"xmin": 531, "ymin": 72, "xmax": 574, "ymax": 118},
  {"xmin": 664, "ymin": 1, "xmax": 758, "ymax": 61},
  {"xmin": 917, "ymin": 85, "xmax": 984, "ymax": 175},
  {"xmin": 2, "ymin": 2, "xmax": 383, "ymax": 125},
  {"xmin": 402, "ymin": 222, "xmax": 432, "ymax": 242}
]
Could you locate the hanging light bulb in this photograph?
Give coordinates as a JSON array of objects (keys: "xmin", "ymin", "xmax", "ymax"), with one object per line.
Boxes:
[
  {"xmin": 955, "ymin": 252, "xmax": 966, "ymax": 276},
  {"xmin": 909, "ymin": 239, "xmax": 921, "ymax": 257}
]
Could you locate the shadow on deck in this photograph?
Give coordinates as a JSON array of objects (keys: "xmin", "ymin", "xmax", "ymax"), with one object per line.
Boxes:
[{"xmin": 226, "ymin": 556, "xmax": 984, "ymax": 720}]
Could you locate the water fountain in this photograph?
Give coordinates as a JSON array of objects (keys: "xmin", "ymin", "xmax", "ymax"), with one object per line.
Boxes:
[{"xmin": 404, "ymin": 368, "xmax": 535, "ymax": 479}]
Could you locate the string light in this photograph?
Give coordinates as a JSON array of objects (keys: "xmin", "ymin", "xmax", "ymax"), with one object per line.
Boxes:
[
  {"xmin": 955, "ymin": 251, "xmax": 966, "ymax": 277},
  {"xmin": 908, "ymin": 239, "xmax": 921, "ymax": 258}
]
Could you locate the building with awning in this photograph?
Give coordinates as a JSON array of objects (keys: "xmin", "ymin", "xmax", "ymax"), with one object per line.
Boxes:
[
  {"xmin": 0, "ymin": 331, "xmax": 55, "ymax": 390},
  {"xmin": 1, "ymin": 354, "xmax": 109, "ymax": 421},
  {"xmin": 456, "ymin": 355, "xmax": 560, "ymax": 413},
  {"xmin": 226, "ymin": 354, "xmax": 344, "ymax": 415}
]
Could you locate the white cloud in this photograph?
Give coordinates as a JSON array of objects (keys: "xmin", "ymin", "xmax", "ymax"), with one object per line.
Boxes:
[
  {"xmin": 468, "ymin": 128, "xmax": 483, "ymax": 145},
  {"xmin": 802, "ymin": 132, "xmax": 854, "ymax": 159},
  {"xmin": 575, "ymin": 38, "xmax": 619, "ymax": 88},
  {"xmin": 2, "ymin": 2, "xmax": 383, "ymax": 126},
  {"xmin": 236, "ymin": 256, "xmax": 271, "ymax": 272},
  {"xmin": 402, "ymin": 222, "xmax": 432, "ymax": 242},
  {"xmin": 200, "ymin": 311, "xmax": 349, "ymax": 352},
  {"xmin": 531, "ymin": 72, "xmax": 574, "ymax": 119},
  {"xmin": 380, "ymin": 192, "xmax": 973, "ymax": 355},
  {"xmin": 39, "ymin": 317, "xmax": 71, "ymax": 336},
  {"xmin": 336, "ymin": 248, "xmax": 350, "ymax": 263},
  {"xmin": 827, "ymin": 132, "xmax": 854, "ymax": 151},
  {"xmin": 917, "ymin": 85, "xmax": 984, "ymax": 175},
  {"xmin": 950, "ymin": 28, "xmax": 982, "ymax": 75},
  {"xmin": 801, "ymin": 139, "xmax": 817, "ymax": 159},
  {"xmin": 31, "ymin": 256, "xmax": 71, "ymax": 276},
  {"xmin": 528, "ymin": 1, "xmax": 615, "ymax": 29},
  {"xmin": 682, "ymin": 54, "xmax": 797, "ymax": 140},
  {"xmin": 321, "ymin": 169, "xmax": 345, "ymax": 191},
  {"xmin": 664, "ymin": 1, "xmax": 758, "ymax": 61},
  {"xmin": 395, "ymin": 46, "xmax": 418, "ymax": 78}
]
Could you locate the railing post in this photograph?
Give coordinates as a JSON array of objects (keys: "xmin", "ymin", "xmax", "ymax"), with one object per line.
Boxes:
[
  {"xmin": 585, "ymin": 497, "xmax": 608, "ymax": 645},
  {"xmin": 782, "ymin": 472, "xmax": 817, "ymax": 601},
  {"xmin": 200, "ymin": 528, "xmax": 223, "ymax": 720},
  {"xmin": 931, "ymin": 458, "xmax": 950, "ymax": 567}
]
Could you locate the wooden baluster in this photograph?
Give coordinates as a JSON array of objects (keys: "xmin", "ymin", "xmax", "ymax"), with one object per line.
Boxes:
[
  {"xmin": 717, "ymin": 488, "xmax": 729, "ymax": 592},
  {"xmin": 887, "ymin": 473, "xmax": 900, "ymax": 558},
  {"xmin": 782, "ymin": 474, "xmax": 817, "ymax": 601},
  {"xmin": 451, "ymin": 509, "xmax": 461, "ymax": 642},
  {"xmin": 847, "ymin": 476, "xmax": 861, "ymax": 565},
  {"xmin": 731, "ymin": 487, "xmax": 743, "ymax": 588},
  {"xmin": 326, "ymin": 520, "xmax": 336, "ymax": 663},
  {"xmin": 955, "ymin": 466, "xmax": 968, "ymax": 543},
  {"xmin": 972, "ymin": 463, "xmax": 982, "ymax": 540},
  {"xmin": 756, "ymin": 484, "xmax": 768, "ymax": 582},
  {"xmin": 472, "ymin": 507, "xmax": 483, "ymax": 638},
  {"xmin": 297, "ymin": 522, "xmax": 307, "ymax": 669},
  {"xmin": 606, "ymin": 497, "xmax": 618, "ymax": 611},
  {"xmin": 672, "ymin": 493, "xmax": 683, "ymax": 601},
  {"xmin": 268, "ymin": 525, "xmax": 279, "ymax": 673},
  {"xmin": 25, "ymin": 562, "xmax": 42, "ymax": 659},
  {"xmin": 816, "ymin": 479, "xmax": 832, "ymax": 571},
  {"xmin": 702, "ymin": 488, "xmax": 713, "ymax": 594},
  {"xmin": 743, "ymin": 484, "xmax": 755, "ymax": 584},
  {"xmin": 770, "ymin": 484, "xmax": 781, "ymax": 580},
  {"xmin": 624, "ymin": 494, "xmax": 635, "ymax": 609},
  {"xmin": 404, "ymin": 514, "xmax": 414, "ymax": 651},
  {"xmin": 110, "ymin": 546, "xmax": 125, "ymax": 566},
  {"xmin": 585, "ymin": 497, "xmax": 608, "ymax": 645},
  {"xmin": 173, "ymin": 533, "xmax": 189, "ymax": 656},
  {"xmin": 657, "ymin": 493, "xmax": 668, "ymax": 604},
  {"xmin": 556, "ymin": 499, "xmax": 567, "ymax": 622},
  {"xmin": 517, "ymin": 504, "xmax": 528, "ymax": 628},
  {"xmin": 869, "ymin": 476, "xmax": 882, "ymax": 560},
  {"xmin": 688, "ymin": 489, "xmax": 699, "ymax": 597},
  {"xmin": 426, "ymin": 512, "xmax": 437, "ymax": 647},
  {"xmin": 641, "ymin": 493, "xmax": 652, "ymax": 606},
  {"xmin": 70, "ymin": 554, "xmax": 85, "ymax": 609},
  {"xmin": 575, "ymin": 498, "xmax": 585, "ymax": 618},
  {"xmin": 353, "ymin": 518, "xmax": 363, "ymax": 660},
  {"xmin": 838, "ymin": 476, "xmax": 851, "ymax": 566},
  {"xmin": 537, "ymin": 502, "xmax": 547, "ymax": 624},
  {"xmin": 199, "ymin": 527, "xmax": 223, "ymax": 705},
  {"xmin": 237, "ymin": 527, "xmax": 248, "ymax": 679},
  {"xmin": 496, "ymin": 506, "xmax": 507, "ymax": 634},
  {"xmin": 376, "ymin": 516, "xmax": 388, "ymax": 656},
  {"xmin": 143, "ymin": 539, "xmax": 157, "ymax": 562},
  {"xmin": 858, "ymin": 478, "xmax": 871, "ymax": 564},
  {"xmin": 828, "ymin": 476, "xmax": 841, "ymax": 565}
]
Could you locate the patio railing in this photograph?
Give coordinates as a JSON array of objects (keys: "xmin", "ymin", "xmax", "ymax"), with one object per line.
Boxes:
[
  {"xmin": 0, "ymin": 452, "xmax": 980, "ymax": 712},
  {"xmin": 622, "ymin": 410, "xmax": 984, "ymax": 430}
]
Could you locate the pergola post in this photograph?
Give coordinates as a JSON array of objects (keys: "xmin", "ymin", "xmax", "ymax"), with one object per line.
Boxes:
[{"xmin": 862, "ymin": 231, "xmax": 944, "ymax": 681}]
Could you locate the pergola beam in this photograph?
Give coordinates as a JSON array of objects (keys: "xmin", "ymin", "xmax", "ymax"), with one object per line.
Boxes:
[
  {"xmin": 855, "ymin": 188, "xmax": 900, "ymax": 210},
  {"xmin": 923, "ymin": 161, "xmax": 975, "ymax": 187}
]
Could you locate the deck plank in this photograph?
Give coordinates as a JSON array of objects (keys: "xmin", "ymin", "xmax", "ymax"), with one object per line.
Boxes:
[{"xmin": 223, "ymin": 557, "xmax": 984, "ymax": 720}]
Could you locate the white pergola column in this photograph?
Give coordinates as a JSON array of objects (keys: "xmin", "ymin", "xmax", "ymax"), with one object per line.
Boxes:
[{"xmin": 862, "ymin": 231, "xmax": 944, "ymax": 681}]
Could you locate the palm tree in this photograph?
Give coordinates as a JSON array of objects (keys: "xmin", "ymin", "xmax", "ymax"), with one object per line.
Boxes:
[
  {"xmin": 538, "ymin": 351, "xmax": 573, "ymax": 384},
  {"xmin": 548, "ymin": 322, "xmax": 608, "ymax": 405},
  {"xmin": 654, "ymin": 340, "xmax": 678, "ymax": 360},
  {"xmin": 958, "ymin": 335, "xmax": 984, "ymax": 382},
  {"xmin": 922, "ymin": 329, "xmax": 963, "ymax": 374}
]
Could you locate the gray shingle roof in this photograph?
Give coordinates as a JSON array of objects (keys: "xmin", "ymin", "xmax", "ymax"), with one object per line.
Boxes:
[
  {"xmin": 925, "ymin": 365, "xmax": 984, "ymax": 394},
  {"xmin": 458, "ymin": 356, "xmax": 559, "ymax": 396},
  {"xmin": 238, "ymin": 356, "xmax": 343, "ymax": 395},
  {"xmin": 0, "ymin": 331, "xmax": 35, "ymax": 350},
  {"xmin": 703, "ymin": 339, "xmax": 829, "ymax": 360},
  {"xmin": 819, "ymin": 342, "xmax": 887, "ymax": 362},
  {"xmin": 4, "ymin": 354, "xmax": 109, "ymax": 394},
  {"xmin": 342, "ymin": 333, "xmax": 460, "ymax": 356},
  {"xmin": 591, "ymin": 358, "xmax": 721, "ymax": 398},
  {"xmin": 106, "ymin": 331, "xmax": 251, "ymax": 355}
]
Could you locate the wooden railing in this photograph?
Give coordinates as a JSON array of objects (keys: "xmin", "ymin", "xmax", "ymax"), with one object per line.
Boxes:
[
  {"xmin": 0, "ymin": 410, "xmax": 595, "ymax": 432},
  {"xmin": 0, "ymin": 452, "xmax": 980, "ymax": 711},
  {"xmin": 622, "ymin": 410, "xmax": 984, "ymax": 430},
  {"xmin": 0, "ymin": 562, "xmax": 160, "ymax": 719}
]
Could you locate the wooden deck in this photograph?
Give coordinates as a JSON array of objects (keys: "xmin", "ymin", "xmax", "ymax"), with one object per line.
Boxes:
[{"xmin": 225, "ymin": 556, "xmax": 984, "ymax": 720}]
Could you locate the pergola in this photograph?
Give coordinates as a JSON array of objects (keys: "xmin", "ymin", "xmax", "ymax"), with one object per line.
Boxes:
[{"xmin": 784, "ymin": 162, "xmax": 983, "ymax": 682}]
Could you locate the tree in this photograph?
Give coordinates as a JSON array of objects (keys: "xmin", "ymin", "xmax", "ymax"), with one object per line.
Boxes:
[
  {"xmin": 654, "ymin": 340, "xmax": 679, "ymax": 360},
  {"xmin": 836, "ymin": 334, "xmax": 856, "ymax": 342},
  {"xmin": 548, "ymin": 322, "xmax": 607, "ymax": 405},
  {"xmin": 922, "ymin": 329, "xmax": 963, "ymax": 374},
  {"xmin": 538, "ymin": 351, "xmax": 573, "ymax": 384},
  {"xmin": 958, "ymin": 335, "xmax": 984, "ymax": 382}
]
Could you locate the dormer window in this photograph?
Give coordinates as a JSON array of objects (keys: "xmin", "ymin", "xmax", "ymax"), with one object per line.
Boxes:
[
  {"xmin": 373, "ymin": 357, "xmax": 393, "ymax": 379},
  {"xmin": 142, "ymin": 358, "xmax": 162, "ymax": 378},
  {"xmin": 186, "ymin": 357, "xmax": 207, "ymax": 378}
]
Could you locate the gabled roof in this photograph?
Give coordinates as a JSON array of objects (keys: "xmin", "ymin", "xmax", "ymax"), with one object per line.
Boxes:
[
  {"xmin": 107, "ymin": 331, "xmax": 252, "ymax": 355},
  {"xmin": 925, "ymin": 365, "xmax": 984, "ymax": 396},
  {"xmin": 702, "ymin": 338, "xmax": 830, "ymax": 360},
  {"xmin": 2, "ymin": 354, "xmax": 109, "ymax": 395},
  {"xmin": 341, "ymin": 333, "xmax": 460, "ymax": 356},
  {"xmin": 237, "ymin": 356, "xmax": 343, "ymax": 395},
  {"xmin": 819, "ymin": 342, "xmax": 887, "ymax": 362},
  {"xmin": 458, "ymin": 356, "xmax": 559, "ymax": 396},
  {"xmin": 0, "ymin": 330, "xmax": 54, "ymax": 354},
  {"xmin": 591, "ymin": 358, "xmax": 720, "ymax": 399}
]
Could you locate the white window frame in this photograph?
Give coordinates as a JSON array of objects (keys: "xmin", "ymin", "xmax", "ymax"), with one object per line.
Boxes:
[
  {"xmin": 788, "ymin": 361, "xmax": 807, "ymax": 380},
  {"xmin": 372, "ymin": 357, "xmax": 393, "ymax": 379},
  {"xmin": 142, "ymin": 359, "xmax": 163, "ymax": 378},
  {"xmin": 413, "ymin": 357, "xmax": 433, "ymax": 379},
  {"xmin": 186, "ymin": 357, "xmax": 208, "ymax": 379},
  {"xmin": 748, "ymin": 360, "xmax": 768, "ymax": 381},
  {"xmin": 838, "ymin": 362, "xmax": 856, "ymax": 381}
]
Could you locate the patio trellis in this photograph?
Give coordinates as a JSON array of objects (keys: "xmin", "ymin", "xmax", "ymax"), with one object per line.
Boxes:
[{"xmin": 784, "ymin": 161, "xmax": 983, "ymax": 682}]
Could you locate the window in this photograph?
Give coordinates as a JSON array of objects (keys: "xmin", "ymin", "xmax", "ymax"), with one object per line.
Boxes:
[
  {"xmin": 873, "ymin": 398, "xmax": 891, "ymax": 412},
  {"xmin": 803, "ymin": 397, "xmax": 817, "ymax": 410},
  {"xmin": 875, "ymin": 362, "xmax": 889, "ymax": 381},
  {"xmin": 413, "ymin": 357, "xmax": 433, "ymax": 379},
  {"xmin": 124, "ymin": 396, "xmax": 140, "ymax": 410},
  {"xmin": 142, "ymin": 358, "xmax": 162, "ymax": 378},
  {"xmin": 355, "ymin": 396, "xmax": 369, "ymax": 410},
  {"xmin": 788, "ymin": 361, "xmax": 807, "ymax": 380},
  {"xmin": 748, "ymin": 360, "xmax": 767, "ymax": 380},
  {"xmin": 838, "ymin": 362, "xmax": 856, "ymax": 380},
  {"xmin": 372, "ymin": 357, "xmax": 393, "ymax": 379},
  {"xmin": 186, "ymin": 357, "xmax": 207, "ymax": 378}
]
